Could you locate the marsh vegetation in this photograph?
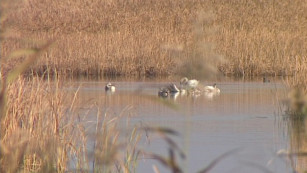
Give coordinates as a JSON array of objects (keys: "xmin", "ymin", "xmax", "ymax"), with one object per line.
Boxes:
[
  {"xmin": 2, "ymin": 0, "xmax": 307, "ymax": 79},
  {"xmin": 1, "ymin": 0, "xmax": 307, "ymax": 172}
]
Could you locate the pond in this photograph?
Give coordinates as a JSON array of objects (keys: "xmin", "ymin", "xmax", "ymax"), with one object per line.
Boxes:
[{"xmin": 67, "ymin": 77, "xmax": 292, "ymax": 173}]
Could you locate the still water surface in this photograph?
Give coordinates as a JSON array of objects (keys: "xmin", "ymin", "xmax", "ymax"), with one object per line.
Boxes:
[{"xmin": 69, "ymin": 78, "xmax": 292, "ymax": 173}]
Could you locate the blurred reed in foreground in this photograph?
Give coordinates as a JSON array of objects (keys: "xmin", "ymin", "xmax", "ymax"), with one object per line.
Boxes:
[{"xmin": 0, "ymin": 77, "xmax": 142, "ymax": 172}]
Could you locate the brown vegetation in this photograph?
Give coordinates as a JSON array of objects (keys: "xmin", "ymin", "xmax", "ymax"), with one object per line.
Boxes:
[
  {"xmin": 0, "ymin": 77, "xmax": 141, "ymax": 172},
  {"xmin": 1, "ymin": 0, "xmax": 307, "ymax": 171},
  {"xmin": 1, "ymin": 0, "xmax": 307, "ymax": 79}
]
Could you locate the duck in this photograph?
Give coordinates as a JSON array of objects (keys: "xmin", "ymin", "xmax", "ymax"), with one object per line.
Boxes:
[
  {"xmin": 158, "ymin": 87, "xmax": 169, "ymax": 97},
  {"xmin": 180, "ymin": 77, "xmax": 199, "ymax": 89},
  {"xmin": 169, "ymin": 92, "xmax": 180, "ymax": 100},
  {"xmin": 204, "ymin": 83, "xmax": 220, "ymax": 93},
  {"xmin": 168, "ymin": 83, "xmax": 187, "ymax": 95},
  {"xmin": 105, "ymin": 82, "xmax": 116, "ymax": 92},
  {"xmin": 168, "ymin": 83, "xmax": 180, "ymax": 93}
]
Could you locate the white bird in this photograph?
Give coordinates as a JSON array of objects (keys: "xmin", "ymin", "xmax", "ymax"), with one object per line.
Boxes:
[
  {"xmin": 179, "ymin": 88, "xmax": 186, "ymax": 95},
  {"xmin": 204, "ymin": 92, "xmax": 215, "ymax": 99},
  {"xmin": 180, "ymin": 77, "xmax": 199, "ymax": 89},
  {"xmin": 204, "ymin": 83, "xmax": 220, "ymax": 93},
  {"xmin": 105, "ymin": 82, "xmax": 116, "ymax": 92}
]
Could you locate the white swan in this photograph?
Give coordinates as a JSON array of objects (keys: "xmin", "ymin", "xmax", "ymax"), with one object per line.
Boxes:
[
  {"xmin": 204, "ymin": 83, "xmax": 220, "ymax": 93},
  {"xmin": 179, "ymin": 88, "xmax": 186, "ymax": 95},
  {"xmin": 180, "ymin": 77, "xmax": 199, "ymax": 89},
  {"xmin": 105, "ymin": 82, "xmax": 116, "ymax": 92}
]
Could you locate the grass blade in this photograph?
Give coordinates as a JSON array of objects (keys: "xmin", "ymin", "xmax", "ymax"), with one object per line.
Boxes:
[{"xmin": 198, "ymin": 148, "xmax": 241, "ymax": 173}]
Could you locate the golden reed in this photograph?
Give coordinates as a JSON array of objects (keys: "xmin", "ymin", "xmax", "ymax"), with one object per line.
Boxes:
[{"xmin": 1, "ymin": 0, "xmax": 306, "ymax": 79}]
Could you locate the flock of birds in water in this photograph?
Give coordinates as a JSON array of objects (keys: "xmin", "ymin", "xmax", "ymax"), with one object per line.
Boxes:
[
  {"xmin": 157, "ymin": 77, "xmax": 220, "ymax": 98},
  {"xmin": 105, "ymin": 77, "xmax": 221, "ymax": 99},
  {"xmin": 104, "ymin": 76, "xmax": 272, "ymax": 100}
]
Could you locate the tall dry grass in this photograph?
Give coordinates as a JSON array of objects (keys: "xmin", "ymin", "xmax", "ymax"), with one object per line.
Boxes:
[
  {"xmin": 1, "ymin": 77, "xmax": 77, "ymax": 172},
  {"xmin": 2, "ymin": 0, "xmax": 307, "ymax": 79},
  {"xmin": 0, "ymin": 77, "xmax": 143, "ymax": 172},
  {"xmin": 212, "ymin": 0, "xmax": 307, "ymax": 77}
]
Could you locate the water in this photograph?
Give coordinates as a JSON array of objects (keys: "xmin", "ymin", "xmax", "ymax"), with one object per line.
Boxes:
[{"xmin": 68, "ymin": 78, "xmax": 293, "ymax": 172}]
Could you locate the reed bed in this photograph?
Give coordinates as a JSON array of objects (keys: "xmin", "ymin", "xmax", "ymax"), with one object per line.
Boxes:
[
  {"xmin": 2, "ymin": 0, "xmax": 307, "ymax": 79},
  {"xmin": 1, "ymin": 77, "xmax": 77, "ymax": 172},
  {"xmin": 0, "ymin": 77, "xmax": 142, "ymax": 172}
]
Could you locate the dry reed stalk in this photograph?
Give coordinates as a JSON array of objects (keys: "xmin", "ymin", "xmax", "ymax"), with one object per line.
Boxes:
[
  {"xmin": 90, "ymin": 105, "xmax": 142, "ymax": 172},
  {"xmin": 0, "ymin": 75, "xmax": 144, "ymax": 172},
  {"xmin": 0, "ymin": 77, "xmax": 80, "ymax": 172},
  {"xmin": 1, "ymin": 0, "xmax": 305, "ymax": 80}
]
